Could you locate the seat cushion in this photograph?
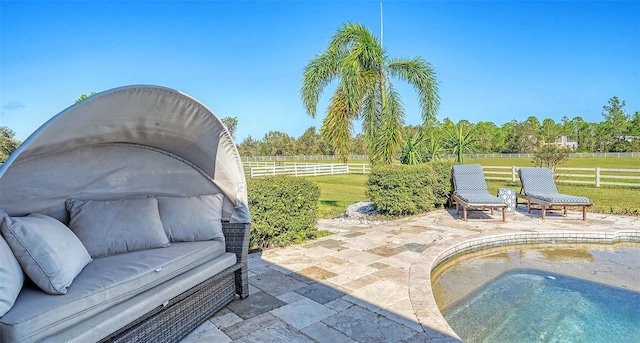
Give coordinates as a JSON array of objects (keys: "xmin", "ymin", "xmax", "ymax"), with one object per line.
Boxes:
[
  {"xmin": 0, "ymin": 213, "xmax": 91, "ymax": 295},
  {"xmin": 525, "ymin": 192, "xmax": 590, "ymax": 204},
  {"xmin": 66, "ymin": 198, "xmax": 170, "ymax": 257},
  {"xmin": 0, "ymin": 240, "xmax": 230, "ymax": 343},
  {"xmin": 455, "ymin": 193, "xmax": 506, "ymax": 205}
]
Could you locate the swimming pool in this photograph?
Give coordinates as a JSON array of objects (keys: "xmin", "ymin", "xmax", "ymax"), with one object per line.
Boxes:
[{"xmin": 431, "ymin": 242, "xmax": 640, "ymax": 342}]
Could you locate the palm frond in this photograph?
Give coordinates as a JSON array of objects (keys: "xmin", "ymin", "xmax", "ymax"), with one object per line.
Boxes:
[
  {"xmin": 359, "ymin": 75, "xmax": 382, "ymax": 154},
  {"xmin": 301, "ymin": 48, "xmax": 344, "ymax": 117},
  {"xmin": 372, "ymin": 83, "xmax": 405, "ymax": 164},
  {"xmin": 387, "ymin": 57, "xmax": 440, "ymax": 123},
  {"xmin": 321, "ymin": 86, "xmax": 355, "ymax": 163},
  {"xmin": 329, "ymin": 23, "xmax": 384, "ymax": 69}
]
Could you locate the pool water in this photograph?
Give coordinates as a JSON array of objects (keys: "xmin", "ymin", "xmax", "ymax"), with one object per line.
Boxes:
[
  {"xmin": 443, "ymin": 269, "xmax": 640, "ymax": 343},
  {"xmin": 431, "ymin": 243, "xmax": 640, "ymax": 343}
]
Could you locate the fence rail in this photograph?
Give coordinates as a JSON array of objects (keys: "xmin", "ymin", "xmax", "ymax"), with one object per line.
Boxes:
[
  {"xmin": 241, "ymin": 155, "xmax": 368, "ymax": 162},
  {"xmin": 482, "ymin": 166, "xmax": 640, "ymax": 188},
  {"xmin": 247, "ymin": 162, "xmax": 371, "ymax": 178},
  {"xmin": 245, "ymin": 162, "xmax": 640, "ymax": 188}
]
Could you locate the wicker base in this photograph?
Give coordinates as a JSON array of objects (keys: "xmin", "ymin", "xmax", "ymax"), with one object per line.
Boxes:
[
  {"xmin": 100, "ymin": 264, "xmax": 238, "ymax": 343},
  {"xmin": 95, "ymin": 222, "xmax": 249, "ymax": 343}
]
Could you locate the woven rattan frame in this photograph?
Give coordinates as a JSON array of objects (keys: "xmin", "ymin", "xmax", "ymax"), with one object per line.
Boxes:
[{"xmin": 99, "ymin": 222, "xmax": 250, "ymax": 343}]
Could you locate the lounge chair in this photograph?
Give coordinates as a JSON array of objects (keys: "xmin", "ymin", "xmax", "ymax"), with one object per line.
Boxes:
[
  {"xmin": 517, "ymin": 167, "xmax": 592, "ymax": 220},
  {"xmin": 451, "ymin": 164, "xmax": 507, "ymax": 222}
]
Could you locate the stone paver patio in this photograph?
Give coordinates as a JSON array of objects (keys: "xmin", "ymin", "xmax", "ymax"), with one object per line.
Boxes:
[{"xmin": 181, "ymin": 207, "xmax": 639, "ymax": 343}]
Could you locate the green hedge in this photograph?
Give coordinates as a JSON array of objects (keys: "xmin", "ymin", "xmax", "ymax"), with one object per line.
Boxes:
[
  {"xmin": 247, "ymin": 176, "xmax": 322, "ymax": 250},
  {"xmin": 366, "ymin": 160, "xmax": 453, "ymax": 216}
]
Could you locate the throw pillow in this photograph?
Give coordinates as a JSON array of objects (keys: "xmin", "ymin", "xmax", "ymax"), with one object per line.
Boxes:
[
  {"xmin": 66, "ymin": 198, "xmax": 170, "ymax": 258},
  {"xmin": 0, "ymin": 222, "xmax": 24, "ymax": 316},
  {"xmin": 0, "ymin": 213, "xmax": 92, "ymax": 295},
  {"xmin": 157, "ymin": 194, "xmax": 225, "ymax": 242}
]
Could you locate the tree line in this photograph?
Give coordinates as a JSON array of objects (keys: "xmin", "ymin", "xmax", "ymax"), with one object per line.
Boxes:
[
  {"xmin": 236, "ymin": 96, "xmax": 639, "ymax": 159},
  {"xmin": 1, "ymin": 95, "xmax": 637, "ymax": 164}
]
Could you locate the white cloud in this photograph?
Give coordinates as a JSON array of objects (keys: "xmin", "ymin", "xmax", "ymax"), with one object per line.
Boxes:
[{"xmin": 2, "ymin": 101, "xmax": 25, "ymax": 110}]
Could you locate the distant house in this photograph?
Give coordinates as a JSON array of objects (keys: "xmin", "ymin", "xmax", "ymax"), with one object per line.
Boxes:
[
  {"xmin": 617, "ymin": 135, "xmax": 640, "ymax": 143},
  {"xmin": 547, "ymin": 136, "xmax": 578, "ymax": 150}
]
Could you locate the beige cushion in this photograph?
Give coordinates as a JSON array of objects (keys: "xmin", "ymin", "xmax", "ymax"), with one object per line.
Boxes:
[
  {"xmin": 0, "ymin": 213, "xmax": 91, "ymax": 295},
  {"xmin": 66, "ymin": 198, "xmax": 170, "ymax": 258},
  {"xmin": 157, "ymin": 194, "xmax": 225, "ymax": 242}
]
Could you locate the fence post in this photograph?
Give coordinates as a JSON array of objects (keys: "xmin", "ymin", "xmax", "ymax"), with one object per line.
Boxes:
[
  {"xmin": 512, "ymin": 166, "xmax": 516, "ymax": 182},
  {"xmin": 595, "ymin": 167, "xmax": 601, "ymax": 187},
  {"xmin": 331, "ymin": 164, "xmax": 334, "ymax": 175},
  {"xmin": 346, "ymin": 164, "xmax": 350, "ymax": 174},
  {"xmin": 249, "ymin": 167, "xmax": 254, "ymax": 178},
  {"xmin": 295, "ymin": 164, "xmax": 298, "ymax": 177}
]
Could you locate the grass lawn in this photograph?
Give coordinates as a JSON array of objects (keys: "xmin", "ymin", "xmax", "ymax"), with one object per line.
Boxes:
[
  {"xmin": 485, "ymin": 180, "xmax": 640, "ymax": 216},
  {"xmin": 466, "ymin": 156, "xmax": 640, "ymax": 169},
  {"xmin": 307, "ymin": 157, "xmax": 640, "ymax": 218},
  {"xmin": 308, "ymin": 174, "xmax": 369, "ymax": 218}
]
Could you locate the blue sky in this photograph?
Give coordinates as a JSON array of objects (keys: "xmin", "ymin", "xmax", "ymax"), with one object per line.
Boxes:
[{"xmin": 2, "ymin": 1, "xmax": 639, "ymax": 143}]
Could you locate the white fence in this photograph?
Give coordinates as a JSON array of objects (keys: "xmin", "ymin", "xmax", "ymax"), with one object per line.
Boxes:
[
  {"xmin": 246, "ymin": 162, "xmax": 371, "ymax": 178},
  {"xmin": 241, "ymin": 155, "xmax": 368, "ymax": 162},
  {"xmin": 245, "ymin": 161, "xmax": 640, "ymax": 188},
  {"xmin": 482, "ymin": 166, "xmax": 640, "ymax": 188}
]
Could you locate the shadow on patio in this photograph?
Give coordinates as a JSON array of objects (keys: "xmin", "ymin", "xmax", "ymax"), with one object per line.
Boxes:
[{"xmin": 182, "ymin": 211, "xmax": 463, "ymax": 342}]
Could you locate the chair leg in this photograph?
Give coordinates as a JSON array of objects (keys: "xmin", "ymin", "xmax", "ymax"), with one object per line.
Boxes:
[
  {"xmin": 527, "ymin": 200, "xmax": 531, "ymax": 213},
  {"xmin": 501, "ymin": 208, "xmax": 505, "ymax": 222},
  {"xmin": 490, "ymin": 207, "xmax": 494, "ymax": 215},
  {"xmin": 463, "ymin": 207, "xmax": 467, "ymax": 221},
  {"xmin": 455, "ymin": 203, "xmax": 459, "ymax": 214},
  {"xmin": 542, "ymin": 206, "xmax": 546, "ymax": 219},
  {"xmin": 564, "ymin": 206, "xmax": 567, "ymax": 215},
  {"xmin": 583, "ymin": 206, "xmax": 587, "ymax": 221}
]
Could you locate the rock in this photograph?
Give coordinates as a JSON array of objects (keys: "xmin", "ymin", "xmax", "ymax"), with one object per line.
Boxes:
[{"xmin": 331, "ymin": 201, "xmax": 386, "ymax": 225}]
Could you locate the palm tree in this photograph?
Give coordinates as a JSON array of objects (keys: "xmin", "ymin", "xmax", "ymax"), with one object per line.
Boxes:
[
  {"xmin": 445, "ymin": 122, "xmax": 476, "ymax": 163},
  {"xmin": 301, "ymin": 23, "xmax": 439, "ymax": 164},
  {"xmin": 423, "ymin": 133, "xmax": 445, "ymax": 162},
  {"xmin": 399, "ymin": 132, "xmax": 424, "ymax": 165}
]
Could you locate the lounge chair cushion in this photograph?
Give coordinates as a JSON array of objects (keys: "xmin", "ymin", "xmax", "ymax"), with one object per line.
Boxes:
[
  {"xmin": 66, "ymin": 197, "xmax": 170, "ymax": 258},
  {"xmin": 452, "ymin": 164, "xmax": 490, "ymax": 194},
  {"xmin": 518, "ymin": 168, "xmax": 590, "ymax": 204},
  {"xmin": 0, "ymin": 231, "xmax": 24, "ymax": 316},
  {"xmin": 157, "ymin": 194, "xmax": 225, "ymax": 242},
  {"xmin": 0, "ymin": 240, "xmax": 233, "ymax": 343},
  {"xmin": 0, "ymin": 213, "xmax": 92, "ymax": 295},
  {"xmin": 523, "ymin": 193, "xmax": 590, "ymax": 204},
  {"xmin": 455, "ymin": 193, "xmax": 506, "ymax": 205},
  {"xmin": 518, "ymin": 168, "xmax": 559, "ymax": 195}
]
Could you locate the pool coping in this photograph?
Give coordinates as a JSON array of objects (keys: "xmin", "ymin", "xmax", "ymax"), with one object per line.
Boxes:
[{"xmin": 409, "ymin": 229, "xmax": 640, "ymax": 341}]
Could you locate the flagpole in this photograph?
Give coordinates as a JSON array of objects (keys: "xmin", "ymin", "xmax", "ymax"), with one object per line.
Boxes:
[{"xmin": 380, "ymin": 1, "xmax": 384, "ymax": 48}]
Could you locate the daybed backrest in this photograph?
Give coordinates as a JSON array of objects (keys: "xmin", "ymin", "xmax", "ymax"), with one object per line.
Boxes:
[
  {"xmin": 452, "ymin": 164, "xmax": 488, "ymax": 194},
  {"xmin": 518, "ymin": 167, "xmax": 559, "ymax": 195},
  {"xmin": 0, "ymin": 144, "xmax": 234, "ymax": 224}
]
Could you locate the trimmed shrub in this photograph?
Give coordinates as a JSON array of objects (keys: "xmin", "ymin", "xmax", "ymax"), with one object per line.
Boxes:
[
  {"xmin": 247, "ymin": 176, "xmax": 321, "ymax": 250},
  {"xmin": 428, "ymin": 159, "xmax": 455, "ymax": 205},
  {"xmin": 366, "ymin": 160, "xmax": 453, "ymax": 216}
]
